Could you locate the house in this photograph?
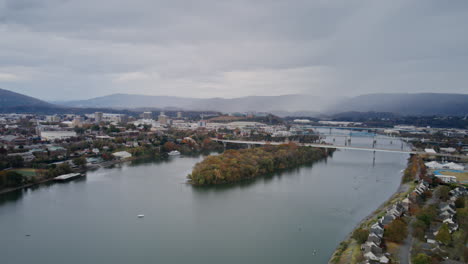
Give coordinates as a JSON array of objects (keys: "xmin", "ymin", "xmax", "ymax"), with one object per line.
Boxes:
[
  {"xmin": 363, "ymin": 250, "xmax": 389, "ymax": 264},
  {"xmin": 402, "ymin": 198, "xmax": 410, "ymax": 211},
  {"xmin": 370, "ymin": 230, "xmax": 384, "ymax": 238},
  {"xmin": 30, "ymin": 148, "xmax": 48, "ymax": 158},
  {"xmin": 420, "ymin": 243, "xmax": 436, "ymax": 254},
  {"xmin": 386, "ymin": 202, "xmax": 405, "ymax": 218},
  {"xmin": 425, "ymin": 232, "xmax": 437, "ymax": 244},
  {"xmin": 0, "ymin": 135, "xmax": 28, "ymax": 146},
  {"xmin": 450, "ymin": 187, "xmax": 467, "ymax": 200},
  {"xmin": 361, "ymin": 241, "xmax": 380, "ymax": 252},
  {"xmin": 47, "ymin": 146, "xmax": 67, "ymax": 157},
  {"xmin": 439, "ymin": 147, "xmax": 456, "ymax": 153},
  {"xmin": 367, "ymin": 233, "xmax": 381, "ymax": 245},
  {"xmin": 447, "ymin": 222, "xmax": 459, "ymax": 233},
  {"xmin": 362, "ymin": 243, "xmax": 383, "ymax": 255},
  {"xmin": 370, "ymin": 226, "xmax": 384, "ymax": 238},
  {"xmin": 414, "ymin": 181, "xmax": 429, "ymax": 195},
  {"xmin": 380, "ymin": 214, "xmax": 396, "ymax": 226},
  {"xmin": 7, "ymin": 152, "xmax": 35, "ymax": 162},
  {"xmin": 439, "ymin": 210, "xmax": 454, "ymax": 219},
  {"xmin": 439, "ymin": 203, "xmax": 456, "ymax": 215}
]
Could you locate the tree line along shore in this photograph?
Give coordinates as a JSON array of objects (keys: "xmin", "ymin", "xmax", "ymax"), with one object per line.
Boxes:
[{"xmin": 328, "ymin": 155, "xmax": 468, "ymax": 264}]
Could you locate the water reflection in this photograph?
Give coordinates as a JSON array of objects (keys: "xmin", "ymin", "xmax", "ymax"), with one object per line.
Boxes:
[
  {"xmin": 190, "ymin": 158, "xmax": 329, "ymax": 195},
  {"xmin": 0, "ymin": 132, "xmax": 409, "ymax": 264}
]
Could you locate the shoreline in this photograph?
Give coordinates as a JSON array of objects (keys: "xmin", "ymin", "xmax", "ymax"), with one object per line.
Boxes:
[
  {"xmin": 327, "ymin": 157, "xmax": 415, "ymax": 264},
  {"xmin": 0, "ymin": 158, "xmax": 130, "ymax": 195},
  {"xmin": 0, "ymin": 150, "xmax": 216, "ymax": 195},
  {"xmin": 188, "ymin": 146, "xmax": 334, "ymax": 186}
]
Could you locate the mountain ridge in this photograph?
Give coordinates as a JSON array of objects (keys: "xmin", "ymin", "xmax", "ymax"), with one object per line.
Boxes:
[
  {"xmin": 325, "ymin": 93, "xmax": 468, "ymax": 116},
  {"xmin": 0, "ymin": 88, "xmax": 55, "ymax": 108},
  {"xmin": 55, "ymin": 93, "xmax": 342, "ymax": 113},
  {"xmin": 1, "ymin": 88, "xmax": 467, "ymax": 116}
]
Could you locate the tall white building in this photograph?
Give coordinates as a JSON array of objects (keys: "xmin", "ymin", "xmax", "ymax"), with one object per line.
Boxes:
[
  {"xmin": 158, "ymin": 111, "xmax": 168, "ymax": 124},
  {"xmin": 46, "ymin": 115, "xmax": 60, "ymax": 122},
  {"xmin": 72, "ymin": 116, "xmax": 83, "ymax": 127},
  {"xmin": 118, "ymin": 114, "xmax": 128, "ymax": 124},
  {"xmin": 95, "ymin": 112, "xmax": 103, "ymax": 123},
  {"xmin": 142, "ymin": 112, "xmax": 152, "ymax": 119}
]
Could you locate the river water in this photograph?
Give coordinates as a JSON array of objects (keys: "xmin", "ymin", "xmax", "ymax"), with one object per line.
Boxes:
[{"xmin": 0, "ymin": 130, "xmax": 409, "ymax": 264}]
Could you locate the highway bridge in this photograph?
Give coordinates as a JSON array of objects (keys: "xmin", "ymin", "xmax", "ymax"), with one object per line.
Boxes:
[{"xmin": 212, "ymin": 139, "xmax": 467, "ymax": 159}]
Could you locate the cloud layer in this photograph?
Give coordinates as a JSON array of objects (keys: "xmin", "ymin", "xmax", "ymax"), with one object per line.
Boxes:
[{"xmin": 0, "ymin": 0, "xmax": 467, "ymax": 100}]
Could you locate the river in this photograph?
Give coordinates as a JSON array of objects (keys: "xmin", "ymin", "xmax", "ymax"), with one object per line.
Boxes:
[{"xmin": 0, "ymin": 130, "xmax": 409, "ymax": 264}]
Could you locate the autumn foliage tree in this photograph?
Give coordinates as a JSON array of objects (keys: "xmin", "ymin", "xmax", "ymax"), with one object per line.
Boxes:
[
  {"xmin": 412, "ymin": 253, "xmax": 431, "ymax": 264},
  {"xmin": 188, "ymin": 144, "xmax": 333, "ymax": 185},
  {"xmin": 437, "ymin": 186, "xmax": 450, "ymax": 201},
  {"xmin": 352, "ymin": 228, "xmax": 369, "ymax": 244},
  {"xmin": 163, "ymin": 142, "xmax": 177, "ymax": 152},
  {"xmin": 384, "ymin": 219, "xmax": 408, "ymax": 243},
  {"xmin": 402, "ymin": 155, "xmax": 424, "ymax": 183},
  {"xmin": 435, "ymin": 223, "xmax": 451, "ymax": 245}
]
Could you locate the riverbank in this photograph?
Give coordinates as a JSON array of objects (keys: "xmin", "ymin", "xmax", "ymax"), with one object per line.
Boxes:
[
  {"xmin": 0, "ymin": 156, "xmax": 145, "ymax": 195},
  {"xmin": 0, "ymin": 135, "xmax": 410, "ymax": 264},
  {"xmin": 328, "ymin": 155, "xmax": 420, "ymax": 264}
]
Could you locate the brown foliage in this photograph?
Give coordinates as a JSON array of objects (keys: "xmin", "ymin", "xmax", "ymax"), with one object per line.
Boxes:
[
  {"xmin": 384, "ymin": 219, "xmax": 408, "ymax": 243},
  {"xmin": 188, "ymin": 144, "xmax": 332, "ymax": 185}
]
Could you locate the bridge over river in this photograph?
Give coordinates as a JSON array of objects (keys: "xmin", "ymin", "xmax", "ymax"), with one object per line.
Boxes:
[{"xmin": 212, "ymin": 139, "xmax": 467, "ymax": 159}]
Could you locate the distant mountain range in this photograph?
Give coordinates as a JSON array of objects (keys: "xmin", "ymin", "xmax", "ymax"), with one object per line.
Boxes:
[
  {"xmin": 55, "ymin": 94, "xmax": 340, "ymax": 114},
  {"xmin": 1, "ymin": 88, "xmax": 467, "ymax": 116},
  {"xmin": 0, "ymin": 88, "xmax": 54, "ymax": 108},
  {"xmin": 56, "ymin": 92, "xmax": 468, "ymax": 116},
  {"xmin": 0, "ymin": 88, "xmax": 133, "ymax": 115},
  {"xmin": 0, "ymin": 88, "xmax": 65, "ymax": 114},
  {"xmin": 327, "ymin": 93, "xmax": 468, "ymax": 116}
]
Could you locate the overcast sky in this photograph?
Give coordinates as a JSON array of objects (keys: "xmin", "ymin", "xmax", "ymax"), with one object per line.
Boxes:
[{"xmin": 0, "ymin": 0, "xmax": 467, "ymax": 101}]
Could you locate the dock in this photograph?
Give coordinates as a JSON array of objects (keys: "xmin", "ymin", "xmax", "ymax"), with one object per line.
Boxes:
[{"xmin": 53, "ymin": 173, "xmax": 83, "ymax": 181}]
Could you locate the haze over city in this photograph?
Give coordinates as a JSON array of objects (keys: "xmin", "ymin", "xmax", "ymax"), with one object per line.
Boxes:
[
  {"xmin": 0, "ymin": 1, "xmax": 467, "ymax": 264},
  {"xmin": 1, "ymin": 0, "xmax": 468, "ymax": 100}
]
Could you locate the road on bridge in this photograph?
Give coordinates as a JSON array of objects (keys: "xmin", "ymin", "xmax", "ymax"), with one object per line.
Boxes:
[{"xmin": 212, "ymin": 139, "xmax": 467, "ymax": 159}]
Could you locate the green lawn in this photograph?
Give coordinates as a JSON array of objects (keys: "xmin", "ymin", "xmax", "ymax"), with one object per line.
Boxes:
[{"xmin": 10, "ymin": 168, "xmax": 38, "ymax": 177}]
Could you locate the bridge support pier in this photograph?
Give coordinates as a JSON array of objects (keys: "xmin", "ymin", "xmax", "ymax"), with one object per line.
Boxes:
[{"xmin": 373, "ymin": 150, "xmax": 376, "ymax": 167}]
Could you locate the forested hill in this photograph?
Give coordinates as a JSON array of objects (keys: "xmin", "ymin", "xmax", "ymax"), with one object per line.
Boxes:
[
  {"xmin": 0, "ymin": 88, "xmax": 54, "ymax": 108},
  {"xmin": 188, "ymin": 144, "xmax": 333, "ymax": 185}
]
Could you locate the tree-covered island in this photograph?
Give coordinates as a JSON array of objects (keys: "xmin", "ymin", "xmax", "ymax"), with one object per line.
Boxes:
[{"xmin": 188, "ymin": 143, "xmax": 334, "ymax": 185}]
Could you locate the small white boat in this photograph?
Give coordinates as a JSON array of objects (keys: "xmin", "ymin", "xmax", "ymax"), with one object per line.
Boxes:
[
  {"xmin": 137, "ymin": 214, "xmax": 144, "ymax": 218},
  {"xmin": 168, "ymin": 150, "xmax": 181, "ymax": 156}
]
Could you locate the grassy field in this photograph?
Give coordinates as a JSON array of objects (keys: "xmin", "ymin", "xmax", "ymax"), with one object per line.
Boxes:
[{"xmin": 10, "ymin": 168, "xmax": 39, "ymax": 177}]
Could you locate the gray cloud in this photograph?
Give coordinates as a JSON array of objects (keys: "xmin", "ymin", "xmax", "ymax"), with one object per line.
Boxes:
[{"xmin": 0, "ymin": 0, "xmax": 467, "ymax": 100}]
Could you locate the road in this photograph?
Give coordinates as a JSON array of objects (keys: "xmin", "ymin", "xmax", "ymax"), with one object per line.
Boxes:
[{"xmin": 213, "ymin": 139, "xmax": 467, "ymax": 158}]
